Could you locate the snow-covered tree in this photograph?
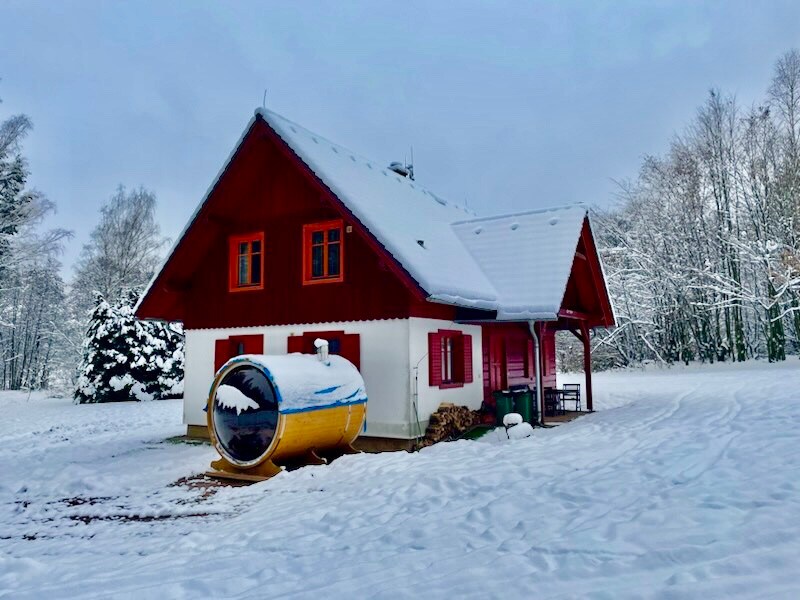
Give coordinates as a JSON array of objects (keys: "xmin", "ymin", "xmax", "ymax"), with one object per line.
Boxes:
[
  {"xmin": 75, "ymin": 293, "xmax": 184, "ymax": 403},
  {"xmin": 0, "ymin": 96, "xmax": 73, "ymax": 390},
  {"xmin": 71, "ymin": 185, "xmax": 168, "ymax": 316},
  {"xmin": 592, "ymin": 49, "xmax": 800, "ymax": 366},
  {"xmin": 66, "ymin": 185, "xmax": 176, "ymax": 393}
]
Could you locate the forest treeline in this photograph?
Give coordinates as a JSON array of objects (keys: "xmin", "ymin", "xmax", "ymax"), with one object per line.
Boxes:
[
  {"xmin": 0, "ymin": 93, "xmax": 180, "ymax": 394},
  {"xmin": 3, "ymin": 51, "xmax": 800, "ymax": 393},
  {"xmin": 589, "ymin": 49, "xmax": 800, "ymax": 367}
]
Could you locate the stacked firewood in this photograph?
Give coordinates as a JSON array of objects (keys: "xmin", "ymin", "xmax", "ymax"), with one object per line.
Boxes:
[{"xmin": 420, "ymin": 403, "xmax": 480, "ymax": 447}]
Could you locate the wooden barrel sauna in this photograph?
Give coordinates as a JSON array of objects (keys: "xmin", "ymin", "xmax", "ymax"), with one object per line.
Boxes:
[{"xmin": 206, "ymin": 353, "xmax": 367, "ymax": 481}]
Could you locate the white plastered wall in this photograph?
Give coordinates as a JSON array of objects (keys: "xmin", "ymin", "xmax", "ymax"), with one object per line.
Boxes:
[
  {"xmin": 184, "ymin": 317, "xmax": 484, "ymax": 440},
  {"xmin": 408, "ymin": 317, "xmax": 484, "ymax": 435},
  {"xmin": 183, "ymin": 319, "xmax": 412, "ymax": 439}
]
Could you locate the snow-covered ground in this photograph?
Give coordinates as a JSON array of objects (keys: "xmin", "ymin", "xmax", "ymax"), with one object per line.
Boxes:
[{"xmin": 2, "ymin": 361, "xmax": 800, "ymax": 599}]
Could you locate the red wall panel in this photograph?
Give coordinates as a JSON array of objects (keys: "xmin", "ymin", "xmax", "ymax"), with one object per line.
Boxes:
[
  {"xmin": 138, "ymin": 121, "xmax": 417, "ymax": 328},
  {"xmin": 539, "ymin": 328, "xmax": 557, "ymax": 390},
  {"xmin": 481, "ymin": 323, "xmax": 537, "ymax": 401}
]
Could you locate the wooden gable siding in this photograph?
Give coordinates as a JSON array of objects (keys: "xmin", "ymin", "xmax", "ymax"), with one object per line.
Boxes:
[
  {"xmin": 138, "ymin": 120, "xmax": 447, "ymax": 329},
  {"xmin": 559, "ymin": 218, "xmax": 615, "ymax": 328}
]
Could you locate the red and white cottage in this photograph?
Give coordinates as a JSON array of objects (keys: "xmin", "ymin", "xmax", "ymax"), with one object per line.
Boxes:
[{"xmin": 136, "ymin": 108, "xmax": 615, "ymax": 445}]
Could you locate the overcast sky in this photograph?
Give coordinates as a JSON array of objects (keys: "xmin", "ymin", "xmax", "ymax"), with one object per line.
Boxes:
[{"xmin": 2, "ymin": 1, "xmax": 800, "ymax": 275}]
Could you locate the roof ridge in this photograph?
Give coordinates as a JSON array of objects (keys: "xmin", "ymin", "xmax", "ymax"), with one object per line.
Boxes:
[
  {"xmin": 256, "ymin": 107, "xmax": 375, "ymax": 168},
  {"xmin": 450, "ymin": 203, "xmax": 587, "ymax": 225},
  {"xmin": 255, "ymin": 106, "xmax": 476, "ymax": 217}
]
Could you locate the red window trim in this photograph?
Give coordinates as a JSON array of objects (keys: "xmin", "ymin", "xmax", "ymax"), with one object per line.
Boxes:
[
  {"xmin": 228, "ymin": 232, "xmax": 265, "ymax": 293},
  {"xmin": 302, "ymin": 219, "xmax": 344, "ymax": 285},
  {"xmin": 439, "ymin": 381, "xmax": 465, "ymax": 389},
  {"xmin": 428, "ymin": 329, "xmax": 473, "ymax": 388},
  {"xmin": 440, "ymin": 332, "xmax": 459, "ymax": 386}
]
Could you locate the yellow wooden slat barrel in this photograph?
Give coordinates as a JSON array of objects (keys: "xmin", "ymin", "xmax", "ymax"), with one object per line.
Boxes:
[{"xmin": 206, "ymin": 353, "xmax": 367, "ymax": 481}]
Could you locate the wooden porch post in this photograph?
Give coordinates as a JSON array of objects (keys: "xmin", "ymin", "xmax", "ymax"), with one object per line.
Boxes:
[{"xmin": 581, "ymin": 321, "xmax": 593, "ymax": 412}]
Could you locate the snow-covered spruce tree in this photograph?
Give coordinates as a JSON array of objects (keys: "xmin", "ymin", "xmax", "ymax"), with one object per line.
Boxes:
[
  {"xmin": 67, "ymin": 185, "xmax": 170, "ymax": 386},
  {"xmin": 75, "ymin": 293, "xmax": 184, "ymax": 403},
  {"xmin": 146, "ymin": 318, "xmax": 185, "ymax": 400}
]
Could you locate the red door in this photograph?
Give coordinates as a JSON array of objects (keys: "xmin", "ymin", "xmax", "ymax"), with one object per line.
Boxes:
[{"xmin": 489, "ymin": 334, "xmax": 507, "ymax": 392}]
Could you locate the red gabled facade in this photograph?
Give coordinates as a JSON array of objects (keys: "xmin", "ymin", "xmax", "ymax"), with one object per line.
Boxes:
[
  {"xmin": 136, "ymin": 117, "xmax": 454, "ymax": 329},
  {"xmin": 559, "ymin": 218, "xmax": 615, "ymax": 329}
]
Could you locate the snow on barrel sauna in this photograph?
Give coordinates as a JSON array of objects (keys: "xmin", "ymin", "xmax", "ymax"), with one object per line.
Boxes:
[{"xmin": 206, "ymin": 340, "xmax": 367, "ymax": 481}]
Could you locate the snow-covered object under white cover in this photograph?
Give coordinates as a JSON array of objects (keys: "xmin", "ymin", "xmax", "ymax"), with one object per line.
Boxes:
[
  {"xmin": 222, "ymin": 353, "xmax": 367, "ymax": 413},
  {"xmin": 505, "ymin": 421, "xmax": 535, "ymax": 440}
]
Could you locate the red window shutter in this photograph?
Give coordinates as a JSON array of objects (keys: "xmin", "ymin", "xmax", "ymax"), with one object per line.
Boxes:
[
  {"xmin": 228, "ymin": 334, "xmax": 264, "ymax": 356},
  {"xmin": 287, "ymin": 335, "xmax": 304, "ymax": 353},
  {"xmin": 428, "ymin": 331, "xmax": 442, "ymax": 386},
  {"xmin": 214, "ymin": 339, "xmax": 229, "ymax": 373},
  {"xmin": 240, "ymin": 334, "xmax": 264, "ymax": 354},
  {"xmin": 462, "ymin": 334, "xmax": 474, "ymax": 383},
  {"xmin": 339, "ymin": 333, "xmax": 361, "ymax": 370},
  {"xmin": 215, "ymin": 335, "xmax": 263, "ymax": 373}
]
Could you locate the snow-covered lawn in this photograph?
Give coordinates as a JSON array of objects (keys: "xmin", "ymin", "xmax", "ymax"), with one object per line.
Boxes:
[{"xmin": 2, "ymin": 361, "xmax": 800, "ymax": 599}]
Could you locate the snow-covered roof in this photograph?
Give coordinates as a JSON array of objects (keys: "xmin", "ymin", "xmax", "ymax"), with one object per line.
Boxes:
[
  {"xmin": 138, "ymin": 108, "xmax": 595, "ymax": 322},
  {"xmin": 452, "ymin": 205, "xmax": 588, "ymax": 320},
  {"xmin": 257, "ymin": 108, "xmax": 499, "ymax": 308},
  {"xmin": 258, "ymin": 108, "xmax": 588, "ymax": 320}
]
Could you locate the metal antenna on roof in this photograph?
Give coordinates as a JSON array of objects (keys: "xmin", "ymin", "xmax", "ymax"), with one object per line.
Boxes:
[
  {"xmin": 407, "ymin": 146, "xmax": 415, "ymax": 180},
  {"xmin": 262, "ymin": 89, "xmax": 267, "ymax": 108}
]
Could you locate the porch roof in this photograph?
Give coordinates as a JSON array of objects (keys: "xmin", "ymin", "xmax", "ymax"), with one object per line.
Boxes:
[{"xmin": 452, "ymin": 205, "xmax": 588, "ymax": 320}]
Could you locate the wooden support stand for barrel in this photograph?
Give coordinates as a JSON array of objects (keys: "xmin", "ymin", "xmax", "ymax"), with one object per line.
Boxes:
[{"xmin": 206, "ymin": 457, "xmax": 282, "ymax": 482}]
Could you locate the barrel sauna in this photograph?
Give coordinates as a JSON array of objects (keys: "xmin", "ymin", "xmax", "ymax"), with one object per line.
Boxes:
[{"xmin": 206, "ymin": 353, "xmax": 367, "ymax": 481}]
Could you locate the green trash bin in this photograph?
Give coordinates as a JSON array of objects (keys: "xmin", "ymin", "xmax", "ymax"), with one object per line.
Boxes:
[
  {"xmin": 512, "ymin": 390, "xmax": 536, "ymax": 424},
  {"xmin": 492, "ymin": 391, "xmax": 514, "ymax": 426}
]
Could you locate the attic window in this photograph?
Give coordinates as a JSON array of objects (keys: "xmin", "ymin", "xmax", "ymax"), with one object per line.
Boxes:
[
  {"xmin": 303, "ymin": 219, "xmax": 344, "ymax": 285},
  {"xmin": 229, "ymin": 232, "xmax": 264, "ymax": 292}
]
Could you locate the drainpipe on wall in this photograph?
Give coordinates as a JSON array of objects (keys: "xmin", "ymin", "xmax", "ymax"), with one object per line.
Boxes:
[{"xmin": 528, "ymin": 321, "xmax": 544, "ymax": 426}]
